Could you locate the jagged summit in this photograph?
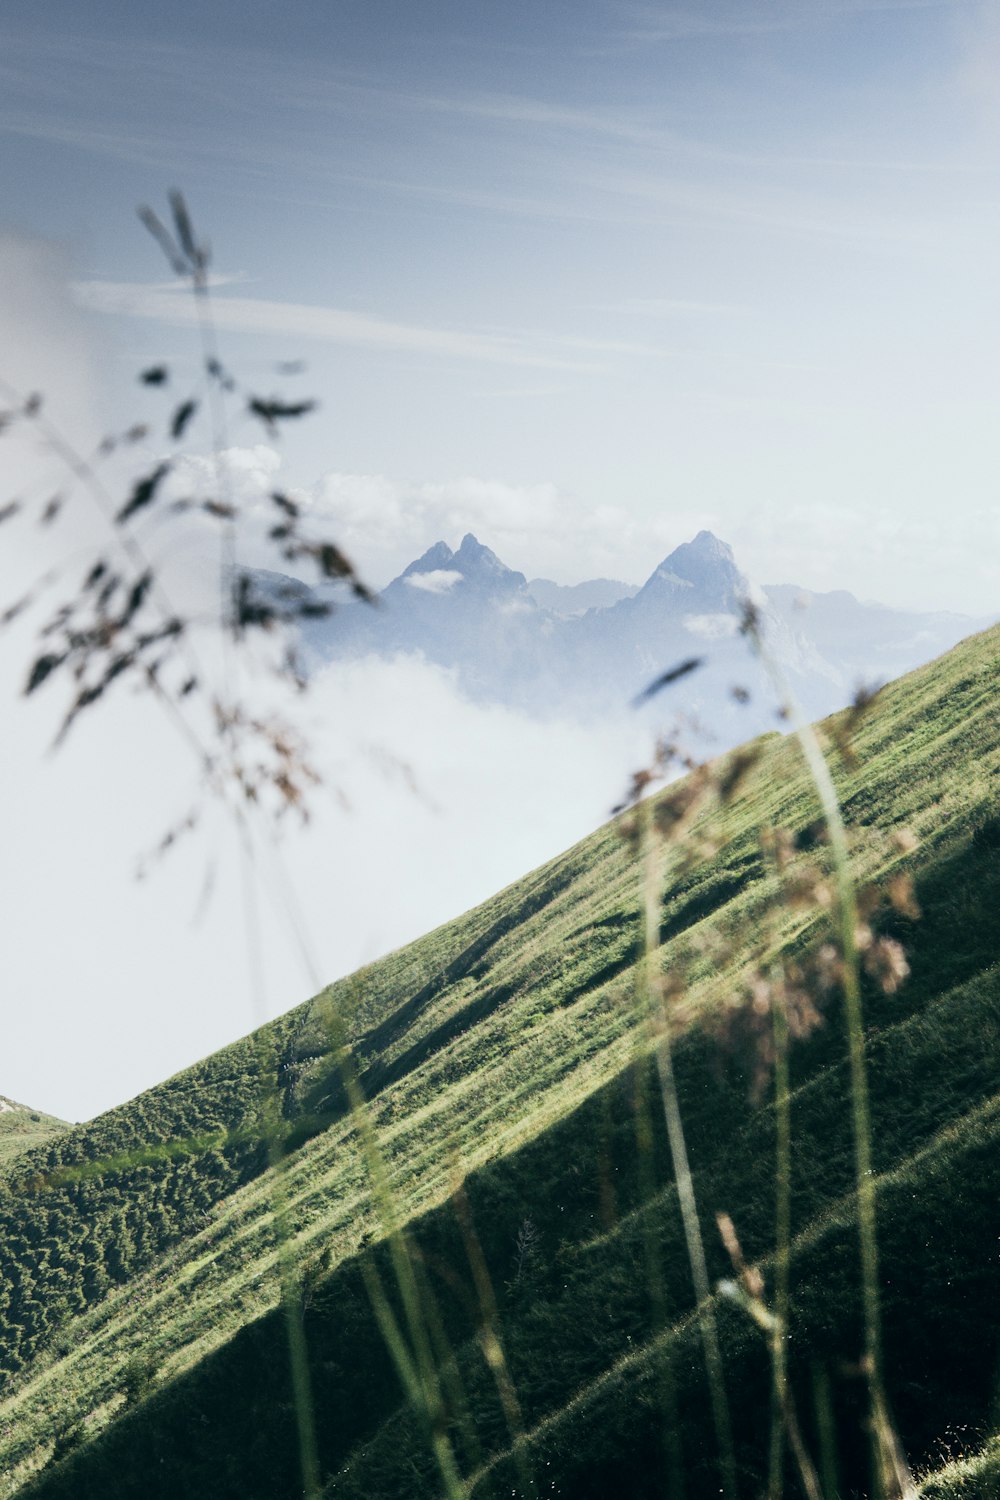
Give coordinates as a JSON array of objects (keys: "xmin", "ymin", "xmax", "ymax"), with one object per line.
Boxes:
[
  {"xmin": 397, "ymin": 534, "xmax": 525, "ymax": 593},
  {"xmin": 297, "ymin": 528, "xmax": 986, "ymax": 727},
  {"xmin": 402, "ymin": 531, "xmax": 740, "ymax": 599},
  {"xmin": 453, "ymin": 533, "xmax": 526, "ymax": 586},
  {"xmin": 401, "ymin": 540, "xmax": 455, "ymax": 577},
  {"xmin": 687, "ymin": 529, "xmax": 736, "ymax": 562},
  {"xmin": 635, "ymin": 529, "xmax": 746, "ymax": 603}
]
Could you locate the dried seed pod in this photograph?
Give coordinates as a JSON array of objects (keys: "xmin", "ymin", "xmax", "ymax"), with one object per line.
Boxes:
[{"xmin": 864, "ymin": 937, "xmax": 909, "ymax": 994}]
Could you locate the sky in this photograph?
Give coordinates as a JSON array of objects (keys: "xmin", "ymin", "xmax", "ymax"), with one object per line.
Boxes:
[{"xmin": 2, "ymin": 0, "xmax": 998, "ymax": 1119}]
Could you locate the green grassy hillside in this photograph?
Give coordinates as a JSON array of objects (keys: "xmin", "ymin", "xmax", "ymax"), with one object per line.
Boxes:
[
  {"xmin": 0, "ymin": 1100, "xmax": 70, "ymax": 1167},
  {"xmin": 1, "ymin": 625, "xmax": 998, "ymax": 1499}
]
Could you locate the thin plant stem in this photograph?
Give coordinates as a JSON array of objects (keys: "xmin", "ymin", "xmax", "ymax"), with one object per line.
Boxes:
[
  {"xmin": 266, "ymin": 1119, "xmax": 323, "ymax": 1500},
  {"xmin": 812, "ymin": 1363, "xmax": 840, "ymax": 1500},
  {"xmin": 642, "ymin": 800, "xmax": 739, "ymax": 1498},
  {"xmin": 325, "ymin": 997, "xmax": 467, "ymax": 1500},
  {"xmin": 412, "ymin": 1251, "xmax": 485, "ymax": 1481},
  {"xmin": 780, "ymin": 1386, "xmax": 824, "ymax": 1500},
  {"xmin": 258, "ymin": 828, "xmax": 472, "ymax": 1499},
  {"xmin": 450, "ymin": 1173, "xmax": 536, "ymax": 1498},
  {"xmin": 0, "ymin": 373, "xmax": 213, "ymax": 761},
  {"xmin": 769, "ymin": 966, "xmax": 792, "ymax": 1500},
  {"xmin": 743, "ymin": 614, "xmax": 892, "ymax": 1498},
  {"xmin": 718, "ymin": 1205, "xmax": 822, "ymax": 1500},
  {"xmin": 6, "ymin": 203, "xmax": 467, "ymax": 1500},
  {"xmin": 185, "ymin": 246, "xmax": 240, "ymax": 689},
  {"xmin": 179, "ymin": 235, "xmax": 471, "ymax": 1497},
  {"xmin": 238, "ymin": 825, "xmax": 321, "ymax": 1499},
  {"xmin": 629, "ymin": 942, "xmax": 684, "ymax": 1497}
]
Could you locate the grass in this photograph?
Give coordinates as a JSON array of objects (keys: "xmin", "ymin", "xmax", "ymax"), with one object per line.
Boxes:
[
  {"xmin": 0, "ymin": 622, "xmax": 997, "ymax": 1497},
  {"xmin": 0, "ymin": 1102, "xmax": 70, "ymax": 1167},
  {"xmin": 918, "ymin": 1434, "xmax": 1000, "ymax": 1497}
]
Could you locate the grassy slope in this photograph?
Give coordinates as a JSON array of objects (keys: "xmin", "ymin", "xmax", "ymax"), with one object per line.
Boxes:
[
  {"xmin": 0, "ymin": 1101, "xmax": 70, "ymax": 1167},
  {"xmin": 1, "ymin": 624, "xmax": 998, "ymax": 1498}
]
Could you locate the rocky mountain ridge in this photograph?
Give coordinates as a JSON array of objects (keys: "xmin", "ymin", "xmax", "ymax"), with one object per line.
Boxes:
[{"xmin": 293, "ymin": 529, "xmax": 988, "ymax": 749}]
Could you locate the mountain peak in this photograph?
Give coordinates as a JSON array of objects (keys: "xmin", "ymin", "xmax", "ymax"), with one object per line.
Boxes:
[
  {"xmin": 456, "ymin": 533, "xmax": 497, "ymax": 562},
  {"xmin": 453, "ymin": 534, "xmax": 526, "ymax": 590},
  {"xmin": 402, "ymin": 540, "xmax": 455, "ymax": 577},
  {"xmin": 391, "ymin": 534, "xmax": 526, "ymax": 597},
  {"xmin": 663, "ymin": 530, "xmax": 740, "ymax": 578},
  {"xmin": 635, "ymin": 530, "xmax": 745, "ymax": 605},
  {"xmin": 687, "ymin": 530, "xmax": 735, "ymax": 562}
]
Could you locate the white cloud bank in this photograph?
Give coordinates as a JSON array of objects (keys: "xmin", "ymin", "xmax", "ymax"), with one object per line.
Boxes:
[
  {"xmin": 405, "ymin": 569, "xmax": 463, "ymax": 594},
  {"xmin": 3, "ymin": 646, "xmax": 650, "ymax": 1123},
  {"xmin": 115, "ymin": 443, "xmax": 1000, "ymax": 616},
  {"xmin": 302, "ymin": 468, "xmax": 1000, "ymax": 615},
  {"xmin": 305, "ymin": 470, "xmax": 711, "ymax": 587},
  {"xmin": 683, "ymin": 612, "xmax": 740, "ymax": 640}
]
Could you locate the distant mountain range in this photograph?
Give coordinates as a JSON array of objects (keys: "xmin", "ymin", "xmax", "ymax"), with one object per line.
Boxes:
[
  {"xmin": 526, "ymin": 575, "xmax": 638, "ymax": 614},
  {"xmin": 282, "ymin": 529, "xmax": 989, "ymax": 752}
]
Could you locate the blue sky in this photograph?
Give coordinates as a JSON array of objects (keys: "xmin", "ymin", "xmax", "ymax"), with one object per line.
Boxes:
[
  {"xmin": 2, "ymin": 0, "xmax": 999, "ymax": 1119},
  {"xmin": 3, "ymin": 0, "xmax": 999, "ymax": 606}
]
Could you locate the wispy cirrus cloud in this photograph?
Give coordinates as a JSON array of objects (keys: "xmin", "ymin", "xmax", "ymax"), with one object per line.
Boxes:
[
  {"xmin": 72, "ymin": 280, "xmax": 604, "ymax": 371},
  {"xmin": 620, "ymin": 0, "xmax": 963, "ymax": 44},
  {"xmin": 577, "ymin": 167, "xmax": 955, "ymax": 252},
  {"xmin": 590, "ymin": 297, "xmax": 746, "ymax": 317}
]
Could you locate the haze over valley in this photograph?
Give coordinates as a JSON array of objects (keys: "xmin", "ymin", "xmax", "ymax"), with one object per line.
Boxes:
[{"xmin": 286, "ymin": 525, "xmax": 990, "ymax": 742}]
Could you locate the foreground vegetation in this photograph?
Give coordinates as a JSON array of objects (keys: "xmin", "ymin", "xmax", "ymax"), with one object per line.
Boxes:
[{"xmin": 1, "ymin": 623, "xmax": 998, "ymax": 1498}]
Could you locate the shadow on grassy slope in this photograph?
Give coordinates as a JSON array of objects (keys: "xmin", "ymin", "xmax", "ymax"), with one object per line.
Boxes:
[
  {"xmin": 20, "ymin": 819, "xmax": 1000, "ymax": 1498},
  {"xmin": 5, "ymin": 626, "xmax": 1000, "ymax": 1498}
]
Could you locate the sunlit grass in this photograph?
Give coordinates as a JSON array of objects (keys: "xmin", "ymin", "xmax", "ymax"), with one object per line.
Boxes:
[{"xmin": 0, "ymin": 622, "xmax": 997, "ymax": 1497}]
